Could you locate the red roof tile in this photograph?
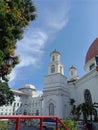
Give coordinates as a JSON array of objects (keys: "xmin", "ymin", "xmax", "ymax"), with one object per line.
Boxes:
[
  {"xmin": 85, "ymin": 38, "xmax": 98, "ymax": 63},
  {"xmin": 50, "ymin": 49, "xmax": 61, "ymax": 56}
]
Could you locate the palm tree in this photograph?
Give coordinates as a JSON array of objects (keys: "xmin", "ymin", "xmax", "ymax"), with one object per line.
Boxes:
[
  {"xmin": 69, "ymin": 98, "xmax": 78, "ymax": 120},
  {"xmin": 69, "ymin": 98, "xmax": 98, "ymax": 122},
  {"xmin": 69, "ymin": 98, "xmax": 75, "ymax": 106},
  {"xmin": 88, "ymin": 102, "xmax": 98, "ymax": 121},
  {"xmin": 76, "ymin": 102, "xmax": 98, "ymax": 122},
  {"xmin": 76, "ymin": 103, "xmax": 89, "ymax": 122}
]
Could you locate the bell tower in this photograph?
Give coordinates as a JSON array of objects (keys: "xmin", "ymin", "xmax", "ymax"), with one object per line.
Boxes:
[
  {"xmin": 67, "ymin": 66, "xmax": 79, "ymax": 82},
  {"xmin": 48, "ymin": 49, "xmax": 64, "ymax": 75},
  {"xmin": 43, "ymin": 50, "xmax": 70, "ymax": 119}
]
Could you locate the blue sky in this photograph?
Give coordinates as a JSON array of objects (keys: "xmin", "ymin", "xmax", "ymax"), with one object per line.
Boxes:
[{"xmin": 9, "ymin": 0, "xmax": 98, "ymax": 92}]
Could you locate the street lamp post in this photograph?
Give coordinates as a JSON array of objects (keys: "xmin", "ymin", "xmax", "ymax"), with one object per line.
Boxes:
[
  {"xmin": 0, "ymin": 55, "xmax": 14, "ymax": 81},
  {"xmin": 5, "ymin": 55, "xmax": 14, "ymax": 67}
]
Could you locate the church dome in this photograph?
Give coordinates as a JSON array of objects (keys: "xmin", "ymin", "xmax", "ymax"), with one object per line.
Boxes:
[
  {"xmin": 19, "ymin": 84, "xmax": 36, "ymax": 91},
  {"xmin": 85, "ymin": 38, "xmax": 98, "ymax": 63}
]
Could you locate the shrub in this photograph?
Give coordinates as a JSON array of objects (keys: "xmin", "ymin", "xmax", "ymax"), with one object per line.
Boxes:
[
  {"xmin": 63, "ymin": 119, "xmax": 77, "ymax": 130},
  {"xmin": 0, "ymin": 120, "xmax": 8, "ymax": 130}
]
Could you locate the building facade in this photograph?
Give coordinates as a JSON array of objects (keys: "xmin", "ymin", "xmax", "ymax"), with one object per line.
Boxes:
[
  {"xmin": 0, "ymin": 84, "xmax": 42, "ymax": 116},
  {"xmin": 0, "ymin": 38, "xmax": 98, "ymax": 120},
  {"xmin": 43, "ymin": 49, "xmax": 70, "ymax": 119},
  {"xmin": 43, "ymin": 38, "xmax": 98, "ymax": 119}
]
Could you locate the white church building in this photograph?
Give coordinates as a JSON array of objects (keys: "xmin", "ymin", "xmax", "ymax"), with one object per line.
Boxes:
[
  {"xmin": 43, "ymin": 38, "xmax": 98, "ymax": 119},
  {"xmin": 0, "ymin": 38, "xmax": 98, "ymax": 120}
]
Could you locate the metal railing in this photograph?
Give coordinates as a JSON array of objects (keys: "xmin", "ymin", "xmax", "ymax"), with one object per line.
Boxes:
[{"xmin": 0, "ymin": 115, "xmax": 69, "ymax": 130}]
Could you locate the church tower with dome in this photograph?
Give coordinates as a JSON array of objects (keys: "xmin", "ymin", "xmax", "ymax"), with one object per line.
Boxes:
[
  {"xmin": 43, "ymin": 49, "xmax": 70, "ymax": 119},
  {"xmin": 48, "ymin": 49, "xmax": 64, "ymax": 75}
]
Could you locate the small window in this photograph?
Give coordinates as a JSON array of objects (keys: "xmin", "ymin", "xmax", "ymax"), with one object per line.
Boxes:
[
  {"xmin": 89, "ymin": 63, "xmax": 95, "ymax": 70},
  {"xmin": 36, "ymin": 110, "xmax": 39, "ymax": 115},
  {"xmin": 71, "ymin": 71, "xmax": 74, "ymax": 76},
  {"xmin": 95, "ymin": 56, "xmax": 98, "ymax": 65},
  {"xmin": 52, "ymin": 56, "xmax": 55, "ymax": 61},
  {"xmin": 17, "ymin": 103, "xmax": 19, "ymax": 107},
  {"xmin": 51, "ymin": 65, "xmax": 55, "ymax": 73}
]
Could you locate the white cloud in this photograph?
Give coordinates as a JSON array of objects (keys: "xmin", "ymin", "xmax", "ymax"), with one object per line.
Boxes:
[
  {"xmin": 9, "ymin": 0, "xmax": 70, "ymax": 85},
  {"xmin": 45, "ymin": 7, "xmax": 69, "ymax": 32},
  {"xmin": 36, "ymin": 0, "xmax": 70, "ymax": 33},
  {"xmin": 16, "ymin": 29, "xmax": 48, "ymax": 68},
  {"xmin": 9, "ymin": 29, "xmax": 48, "ymax": 85}
]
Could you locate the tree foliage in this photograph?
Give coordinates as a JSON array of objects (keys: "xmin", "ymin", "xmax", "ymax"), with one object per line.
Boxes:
[
  {"xmin": 0, "ymin": 120, "xmax": 8, "ymax": 130},
  {"xmin": 76, "ymin": 102, "xmax": 98, "ymax": 122},
  {"xmin": 0, "ymin": 0, "xmax": 36, "ymax": 106},
  {"xmin": 0, "ymin": 0, "xmax": 36, "ymax": 80},
  {"xmin": 69, "ymin": 98, "xmax": 78, "ymax": 120},
  {"xmin": 0, "ymin": 81, "xmax": 14, "ymax": 106},
  {"xmin": 69, "ymin": 99, "xmax": 98, "ymax": 122},
  {"xmin": 63, "ymin": 119, "xmax": 76, "ymax": 130}
]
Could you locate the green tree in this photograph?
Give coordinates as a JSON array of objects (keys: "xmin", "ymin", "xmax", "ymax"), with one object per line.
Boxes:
[
  {"xmin": 76, "ymin": 103, "xmax": 90, "ymax": 122},
  {"xmin": 86, "ymin": 102, "xmax": 98, "ymax": 121},
  {"xmin": 0, "ymin": 120, "xmax": 8, "ymax": 130},
  {"xmin": 63, "ymin": 119, "xmax": 76, "ymax": 130},
  {"xmin": 0, "ymin": 81, "xmax": 14, "ymax": 106},
  {"xmin": 69, "ymin": 98, "xmax": 98, "ymax": 122},
  {"xmin": 69, "ymin": 98, "xmax": 78, "ymax": 120},
  {"xmin": 75, "ymin": 102, "xmax": 98, "ymax": 122},
  {"xmin": 69, "ymin": 98, "xmax": 75, "ymax": 106},
  {"xmin": 0, "ymin": 0, "xmax": 36, "ymax": 106}
]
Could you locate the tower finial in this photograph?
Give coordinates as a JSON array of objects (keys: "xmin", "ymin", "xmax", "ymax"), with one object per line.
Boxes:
[{"xmin": 50, "ymin": 49, "xmax": 61, "ymax": 56}]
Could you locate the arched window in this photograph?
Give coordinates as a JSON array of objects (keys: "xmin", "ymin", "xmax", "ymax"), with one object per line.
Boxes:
[
  {"xmin": 23, "ymin": 110, "xmax": 27, "ymax": 115},
  {"xmin": 52, "ymin": 56, "xmax": 55, "ymax": 61},
  {"xmin": 36, "ymin": 110, "xmax": 39, "ymax": 115},
  {"xmin": 51, "ymin": 65, "xmax": 55, "ymax": 73},
  {"xmin": 49, "ymin": 103, "xmax": 54, "ymax": 115},
  {"xmin": 84, "ymin": 89, "xmax": 92, "ymax": 105},
  {"xmin": 71, "ymin": 71, "xmax": 74, "ymax": 76}
]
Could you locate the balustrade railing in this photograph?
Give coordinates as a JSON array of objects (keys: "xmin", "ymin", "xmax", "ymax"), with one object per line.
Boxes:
[{"xmin": 0, "ymin": 115, "xmax": 69, "ymax": 130}]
